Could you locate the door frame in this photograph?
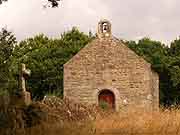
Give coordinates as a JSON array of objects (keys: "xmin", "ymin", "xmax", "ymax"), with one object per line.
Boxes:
[
  {"xmin": 93, "ymin": 87, "xmax": 120, "ymax": 111},
  {"xmin": 98, "ymin": 89, "xmax": 115, "ymax": 109}
]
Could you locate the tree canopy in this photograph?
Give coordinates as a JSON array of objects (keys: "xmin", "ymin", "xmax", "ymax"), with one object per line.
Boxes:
[
  {"xmin": 0, "ymin": 28, "xmax": 16, "ymax": 95},
  {"xmin": 9, "ymin": 27, "xmax": 92, "ymax": 99}
]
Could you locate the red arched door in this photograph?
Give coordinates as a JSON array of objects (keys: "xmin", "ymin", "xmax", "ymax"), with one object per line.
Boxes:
[{"xmin": 98, "ymin": 90, "xmax": 115, "ymax": 109}]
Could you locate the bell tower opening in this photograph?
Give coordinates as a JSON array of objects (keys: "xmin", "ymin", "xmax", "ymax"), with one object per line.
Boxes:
[{"xmin": 97, "ymin": 19, "xmax": 112, "ymax": 39}]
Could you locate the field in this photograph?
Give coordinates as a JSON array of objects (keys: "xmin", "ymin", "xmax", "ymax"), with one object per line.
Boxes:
[{"xmin": 1, "ymin": 96, "xmax": 180, "ymax": 135}]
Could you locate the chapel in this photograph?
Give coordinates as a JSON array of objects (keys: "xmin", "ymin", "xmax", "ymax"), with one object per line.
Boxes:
[{"xmin": 63, "ymin": 20, "xmax": 159, "ymax": 111}]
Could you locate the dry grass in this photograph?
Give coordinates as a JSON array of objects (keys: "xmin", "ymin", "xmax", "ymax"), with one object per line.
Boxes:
[
  {"xmin": 7, "ymin": 108, "xmax": 180, "ymax": 135},
  {"xmin": 3, "ymin": 108, "xmax": 180, "ymax": 135},
  {"xmin": 1, "ymin": 96, "xmax": 180, "ymax": 135},
  {"xmin": 95, "ymin": 108, "xmax": 180, "ymax": 135}
]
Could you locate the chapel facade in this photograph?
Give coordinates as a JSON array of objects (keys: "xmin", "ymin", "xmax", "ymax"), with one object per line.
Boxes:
[{"xmin": 63, "ymin": 20, "xmax": 159, "ymax": 111}]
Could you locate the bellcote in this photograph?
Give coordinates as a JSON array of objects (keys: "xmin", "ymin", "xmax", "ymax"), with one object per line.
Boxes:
[{"xmin": 97, "ymin": 19, "xmax": 112, "ymax": 39}]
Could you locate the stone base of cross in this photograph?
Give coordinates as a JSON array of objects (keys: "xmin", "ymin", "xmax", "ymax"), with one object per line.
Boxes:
[
  {"xmin": 10, "ymin": 63, "xmax": 32, "ymax": 107},
  {"xmin": 10, "ymin": 91, "xmax": 31, "ymax": 107}
]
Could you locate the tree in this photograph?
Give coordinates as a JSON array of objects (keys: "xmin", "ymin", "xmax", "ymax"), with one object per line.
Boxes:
[
  {"xmin": 0, "ymin": 28, "xmax": 16, "ymax": 64},
  {"xmin": 167, "ymin": 38, "xmax": 180, "ymax": 103},
  {"xmin": 0, "ymin": 28, "xmax": 17, "ymax": 95},
  {"xmin": 10, "ymin": 28, "xmax": 92, "ymax": 99}
]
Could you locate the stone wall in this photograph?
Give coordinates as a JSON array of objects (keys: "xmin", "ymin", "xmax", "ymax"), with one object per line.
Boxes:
[{"xmin": 63, "ymin": 38, "xmax": 159, "ymax": 111}]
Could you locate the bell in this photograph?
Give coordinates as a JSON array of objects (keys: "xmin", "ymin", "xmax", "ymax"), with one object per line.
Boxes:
[{"xmin": 103, "ymin": 25, "xmax": 107, "ymax": 31}]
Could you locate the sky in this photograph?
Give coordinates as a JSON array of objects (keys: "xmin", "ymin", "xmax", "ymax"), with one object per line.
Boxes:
[{"xmin": 0, "ymin": 0, "xmax": 180, "ymax": 45}]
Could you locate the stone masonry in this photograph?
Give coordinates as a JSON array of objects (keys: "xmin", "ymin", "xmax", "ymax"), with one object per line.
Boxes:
[{"xmin": 63, "ymin": 20, "xmax": 159, "ymax": 111}]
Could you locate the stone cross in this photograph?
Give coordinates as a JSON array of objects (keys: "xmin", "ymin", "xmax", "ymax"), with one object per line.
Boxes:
[{"xmin": 19, "ymin": 63, "xmax": 31, "ymax": 92}]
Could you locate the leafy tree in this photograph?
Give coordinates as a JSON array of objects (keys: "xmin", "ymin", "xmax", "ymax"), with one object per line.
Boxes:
[
  {"xmin": 0, "ymin": 28, "xmax": 16, "ymax": 95},
  {"xmin": 167, "ymin": 38, "xmax": 180, "ymax": 103},
  {"xmin": 10, "ymin": 28, "xmax": 92, "ymax": 99}
]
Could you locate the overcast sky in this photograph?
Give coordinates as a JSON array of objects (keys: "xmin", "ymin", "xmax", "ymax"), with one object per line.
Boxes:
[{"xmin": 0, "ymin": 0, "xmax": 180, "ymax": 45}]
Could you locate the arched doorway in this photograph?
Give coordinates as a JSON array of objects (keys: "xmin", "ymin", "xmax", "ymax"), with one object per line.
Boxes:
[{"xmin": 98, "ymin": 89, "xmax": 115, "ymax": 110}]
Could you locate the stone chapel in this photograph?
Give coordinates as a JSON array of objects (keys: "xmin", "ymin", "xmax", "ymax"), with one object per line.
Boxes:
[{"xmin": 63, "ymin": 19, "xmax": 159, "ymax": 111}]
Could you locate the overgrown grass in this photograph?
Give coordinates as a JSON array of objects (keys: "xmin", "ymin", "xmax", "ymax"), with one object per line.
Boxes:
[
  {"xmin": 95, "ymin": 108, "xmax": 180, "ymax": 135},
  {"xmin": 2, "ymin": 96, "xmax": 180, "ymax": 135},
  {"xmin": 5, "ymin": 108, "xmax": 180, "ymax": 135}
]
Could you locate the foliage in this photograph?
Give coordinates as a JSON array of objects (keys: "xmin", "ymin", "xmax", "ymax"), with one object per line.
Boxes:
[
  {"xmin": 0, "ymin": 28, "xmax": 16, "ymax": 95},
  {"xmin": 0, "ymin": 28, "xmax": 16, "ymax": 66},
  {"xmin": 10, "ymin": 28, "xmax": 92, "ymax": 99},
  {"xmin": 99, "ymin": 101, "xmax": 110, "ymax": 110}
]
